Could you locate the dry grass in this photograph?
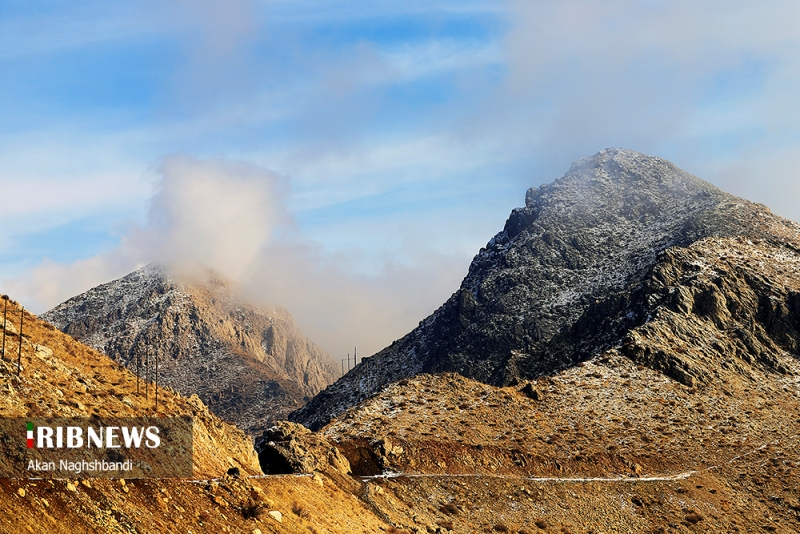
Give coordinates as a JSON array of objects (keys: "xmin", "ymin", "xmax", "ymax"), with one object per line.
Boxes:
[
  {"xmin": 292, "ymin": 501, "xmax": 311, "ymax": 519},
  {"xmin": 240, "ymin": 498, "xmax": 266, "ymax": 520}
]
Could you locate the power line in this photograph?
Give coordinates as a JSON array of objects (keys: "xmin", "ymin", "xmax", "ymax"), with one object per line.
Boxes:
[
  {"xmin": 155, "ymin": 347, "xmax": 159, "ymax": 413},
  {"xmin": 17, "ymin": 307, "xmax": 24, "ymax": 376},
  {"xmin": 1, "ymin": 296, "xmax": 8, "ymax": 360}
]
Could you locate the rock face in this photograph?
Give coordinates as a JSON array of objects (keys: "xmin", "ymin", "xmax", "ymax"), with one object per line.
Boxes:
[
  {"xmin": 620, "ymin": 235, "xmax": 800, "ymax": 386},
  {"xmin": 254, "ymin": 421, "xmax": 351, "ymax": 476},
  {"xmin": 292, "ymin": 148, "xmax": 800, "ymax": 429},
  {"xmin": 0, "ymin": 297, "xmax": 261, "ymax": 479},
  {"xmin": 0, "ymin": 295, "xmax": 399, "ymax": 534},
  {"xmin": 41, "ymin": 265, "xmax": 338, "ymax": 434}
]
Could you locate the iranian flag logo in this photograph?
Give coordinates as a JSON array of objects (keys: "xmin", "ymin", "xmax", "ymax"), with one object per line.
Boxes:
[{"xmin": 26, "ymin": 422, "xmax": 33, "ymax": 448}]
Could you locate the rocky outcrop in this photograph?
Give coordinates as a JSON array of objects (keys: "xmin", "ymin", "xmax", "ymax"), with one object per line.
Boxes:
[
  {"xmin": 41, "ymin": 265, "xmax": 338, "ymax": 434},
  {"xmin": 254, "ymin": 421, "xmax": 351, "ymax": 475},
  {"xmin": 620, "ymin": 236, "xmax": 800, "ymax": 386},
  {"xmin": 293, "ymin": 148, "xmax": 800, "ymax": 430}
]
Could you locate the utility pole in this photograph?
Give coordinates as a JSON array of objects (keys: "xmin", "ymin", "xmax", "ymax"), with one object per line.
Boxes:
[
  {"xmin": 145, "ymin": 349, "xmax": 149, "ymax": 401},
  {"xmin": 354, "ymin": 346, "xmax": 357, "ymax": 366},
  {"xmin": 1, "ymin": 296, "xmax": 7, "ymax": 360},
  {"xmin": 136, "ymin": 349, "xmax": 140, "ymax": 395},
  {"xmin": 155, "ymin": 348, "xmax": 159, "ymax": 413},
  {"xmin": 17, "ymin": 307, "xmax": 24, "ymax": 376}
]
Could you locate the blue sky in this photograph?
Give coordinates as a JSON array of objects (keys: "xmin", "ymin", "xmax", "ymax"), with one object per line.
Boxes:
[{"xmin": 2, "ymin": 0, "xmax": 800, "ymax": 357}]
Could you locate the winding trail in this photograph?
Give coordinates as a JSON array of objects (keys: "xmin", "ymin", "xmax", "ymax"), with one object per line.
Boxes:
[
  {"xmin": 175, "ymin": 438, "xmax": 780, "ymax": 486},
  {"xmin": 359, "ymin": 439, "xmax": 779, "ymax": 485},
  {"xmin": 361, "ymin": 471, "xmax": 697, "ymax": 483},
  {"xmin": 355, "ymin": 439, "xmax": 784, "ymax": 529}
]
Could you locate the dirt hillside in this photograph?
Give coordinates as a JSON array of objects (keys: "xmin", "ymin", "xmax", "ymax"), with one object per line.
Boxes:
[{"xmin": 0, "ymin": 297, "xmax": 391, "ymax": 533}]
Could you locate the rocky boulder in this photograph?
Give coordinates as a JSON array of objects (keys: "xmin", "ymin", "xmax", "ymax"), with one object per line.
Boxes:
[{"xmin": 254, "ymin": 421, "xmax": 351, "ymax": 476}]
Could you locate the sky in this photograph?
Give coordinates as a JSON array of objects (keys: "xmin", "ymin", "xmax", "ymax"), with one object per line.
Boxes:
[{"xmin": 2, "ymin": 0, "xmax": 800, "ymax": 359}]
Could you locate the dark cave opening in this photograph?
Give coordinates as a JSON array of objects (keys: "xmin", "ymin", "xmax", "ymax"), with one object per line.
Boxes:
[{"xmin": 257, "ymin": 445, "xmax": 295, "ymax": 475}]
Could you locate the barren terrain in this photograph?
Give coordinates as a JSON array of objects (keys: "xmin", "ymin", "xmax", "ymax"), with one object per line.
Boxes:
[
  {"xmin": 4, "ymin": 149, "xmax": 800, "ymax": 533},
  {"xmin": 0, "ymin": 298, "xmax": 389, "ymax": 533}
]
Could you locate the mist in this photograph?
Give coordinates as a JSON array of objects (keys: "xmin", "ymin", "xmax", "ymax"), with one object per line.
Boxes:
[
  {"xmin": 142, "ymin": 155, "xmax": 287, "ymax": 280},
  {"xmin": 11, "ymin": 154, "xmax": 471, "ymax": 360}
]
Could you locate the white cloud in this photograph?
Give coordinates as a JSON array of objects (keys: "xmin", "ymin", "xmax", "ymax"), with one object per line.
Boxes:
[
  {"xmin": 264, "ymin": 0, "xmax": 502, "ymax": 24},
  {"xmin": 238, "ymin": 237, "xmax": 468, "ymax": 359},
  {"xmin": 4, "ymin": 155, "xmax": 282, "ymax": 306},
  {"xmin": 139, "ymin": 155, "xmax": 287, "ymax": 280},
  {"xmin": 5, "ymin": 247, "xmax": 148, "ymax": 312},
  {"xmin": 491, "ymin": 0, "xmax": 800, "ymax": 219},
  {"xmin": 8, "ymin": 155, "xmax": 475, "ymax": 359},
  {"xmin": 0, "ymin": 128, "xmax": 153, "ymax": 258},
  {"xmin": 7, "ymin": 0, "xmax": 800, "ymax": 359},
  {"xmin": 0, "ymin": 3, "xmax": 164, "ymax": 61},
  {"xmin": 688, "ymin": 141, "xmax": 800, "ymax": 224}
]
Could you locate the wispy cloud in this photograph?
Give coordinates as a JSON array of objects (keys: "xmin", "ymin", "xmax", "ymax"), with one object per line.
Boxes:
[
  {"xmin": 140, "ymin": 155, "xmax": 287, "ymax": 279},
  {"xmin": 0, "ymin": 3, "xmax": 163, "ymax": 61},
  {"xmin": 7, "ymin": 155, "xmax": 472, "ymax": 359},
  {"xmin": 5, "ymin": 0, "xmax": 800, "ymax": 358}
]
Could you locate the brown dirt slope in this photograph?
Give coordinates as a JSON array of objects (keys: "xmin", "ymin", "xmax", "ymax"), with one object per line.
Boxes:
[
  {"xmin": 325, "ymin": 363, "xmax": 800, "ymax": 533},
  {"xmin": 0, "ymin": 296, "xmax": 392, "ymax": 534}
]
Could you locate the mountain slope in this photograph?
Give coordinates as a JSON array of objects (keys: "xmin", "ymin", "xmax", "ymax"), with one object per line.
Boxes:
[
  {"xmin": 293, "ymin": 148, "xmax": 800, "ymax": 429},
  {"xmin": 319, "ymin": 351, "xmax": 800, "ymax": 532},
  {"xmin": 0, "ymin": 297, "xmax": 258, "ymax": 478},
  {"xmin": 0, "ymin": 296, "xmax": 395, "ymax": 534},
  {"xmin": 42, "ymin": 265, "xmax": 338, "ymax": 434}
]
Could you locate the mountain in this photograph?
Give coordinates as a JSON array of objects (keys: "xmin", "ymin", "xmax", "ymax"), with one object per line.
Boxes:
[
  {"xmin": 0, "ymin": 296, "xmax": 393, "ymax": 534},
  {"xmin": 277, "ymin": 147, "xmax": 800, "ymax": 531},
  {"xmin": 8, "ymin": 147, "xmax": 800, "ymax": 532},
  {"xmin": 41, "ymin": 264, "xmax": 339, "ymax": 435},
  {"xmin": 0, "ymin": 298, "xmax": 259, "ymax": 480},
  {"xmin": 292, "ymin": 148, "xmax": 800, "ymax": 429},
  {"xmin": 318, "ymin": 356, "xmax": 800, "ymax": 532},
  {"xmin": 311, "ymin": 227, "xmax": 800, "ymax": 531}
]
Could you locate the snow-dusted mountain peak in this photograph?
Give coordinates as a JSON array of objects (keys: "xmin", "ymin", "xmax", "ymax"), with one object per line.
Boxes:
[
  {"xmin": 42, "ymin": 263, "xmax": 338, "ymax": 435},
  {"xmin": 292, "ymin": 148, "xmax": 800, "ymax": 430}
]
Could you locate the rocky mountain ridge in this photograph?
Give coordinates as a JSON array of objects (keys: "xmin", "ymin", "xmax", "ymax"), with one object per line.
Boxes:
[
  {"xmin": 293, "ymin": 148, "xmax": 800, "ymax": 430},
  {"xmin": 6, "ymin": 146, "xmax": 800, "ymax": 532},
  {"xmin": 42, "ymin": 264, "xmax": 338, "ymax": 435},
  {"xmin": 318, "ymin": 346, "xmax": 800, "ymax": 532}
]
